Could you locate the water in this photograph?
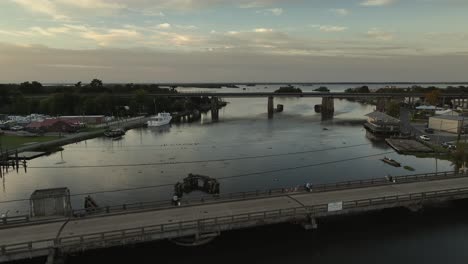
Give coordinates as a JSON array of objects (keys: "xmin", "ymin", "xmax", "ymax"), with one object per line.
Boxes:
[
  {"xmin": 0, "ymin": 84, "xmax": 457, "ymax": 214},
  {"xmin": 3, "ymin": 83, "xmax": 465, "ymax": 263}
]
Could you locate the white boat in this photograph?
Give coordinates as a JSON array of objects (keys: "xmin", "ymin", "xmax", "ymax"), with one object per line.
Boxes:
[{"xmin": 147, "ymin": 113, "xmax": 172, "ymax": 127}]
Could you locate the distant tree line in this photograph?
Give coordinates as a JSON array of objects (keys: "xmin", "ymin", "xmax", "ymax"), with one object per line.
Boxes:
[{"xmin": 0, "ymin": 79, "xmax": 213, "ymax": 116}]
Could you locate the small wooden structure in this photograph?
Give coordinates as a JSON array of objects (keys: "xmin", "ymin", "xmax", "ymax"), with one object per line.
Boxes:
[
  {"xmin": 174, "ymin": 174, "xmax": 220, "ymax": 198},
  {"xmin": 29, "ymin": 188, "xmax": 72, "ymax": 217}
]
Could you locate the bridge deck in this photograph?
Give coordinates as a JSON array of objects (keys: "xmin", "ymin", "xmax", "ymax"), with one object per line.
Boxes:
[{"xmin": 2, "ymin": 176, "xmax": 468, "ymax": 251}]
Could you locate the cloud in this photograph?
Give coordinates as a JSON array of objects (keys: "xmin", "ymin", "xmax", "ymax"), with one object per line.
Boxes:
[
  {"xmin": 55, "ymin": 0, "xmax": 124, "ymax": 10},
  {"xmin": 310, "ymin": 25, "xmax": 348, "ymax": 32},
  {"xmin": 330, "ymin": 8, "xmax": 349, "ymax": 16},
  {"xmin": 367, "ymin": 28, "xmax": 394, "ymax": 40},
  {"xmin": 81, "ymin": 28, "xmax": 142, "ymax": 46},
  {"xmin": 156, "ymin": 23, "xmax": 171, "ymax": 29},
  {"xmin": 2, "ymin": 42, "xmax": 468, "ymax": 83},
  {"xmin": 11, "ymin": 0, "xmax": 68, "ymax": 20},
  {"xmin": 267, "ymin": 8, "xmax": 283, "ymax": 16},
  {"xmin": 360, "ymin": 0, "xmax": 395, "ymax": 6},
  {"xmin": 175, "ymin": 25, "xmax": 198, "ymax": 30},
  {"xmin": 254, "ymin": 28, "xmax": 274, "ymax": 33}
]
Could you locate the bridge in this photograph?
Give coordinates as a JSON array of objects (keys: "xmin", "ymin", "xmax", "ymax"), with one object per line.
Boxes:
[
  {"xmin": 23, "ymin": 92, "xmax": 468, "ymax": 121},
  {"xmin": 147, "ymin": 92, "xmax": 468, "ymax": 121},
  {"xmin": 2, "ymin": 170, "xmax": 468, "ymax": 263}
]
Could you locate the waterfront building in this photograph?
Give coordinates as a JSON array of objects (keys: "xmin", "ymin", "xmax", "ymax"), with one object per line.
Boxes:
[{"xmin": 364, "ymin": 111, "xmax": 401, "ymax": 136}]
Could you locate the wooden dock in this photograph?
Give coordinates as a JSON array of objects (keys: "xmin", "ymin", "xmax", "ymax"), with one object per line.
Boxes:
[
  {"xmin": 385, "ymin": 138, "xmax": 433, "ymax": 153},
  {"xmin": 8, "ymin": 151, "xmax": 47, "ymax": 160}
]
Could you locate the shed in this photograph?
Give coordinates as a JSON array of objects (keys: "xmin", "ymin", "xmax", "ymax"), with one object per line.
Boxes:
[{"xmin": 30, "ymin": 188, "xmax": 72, "ymax": 217}]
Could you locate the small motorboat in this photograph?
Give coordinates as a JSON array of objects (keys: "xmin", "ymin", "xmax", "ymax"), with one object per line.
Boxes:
[
  {"xmin": 104, "ymin": 128, "xmax": 126, "ymax": 138},
  {"xmin": 381, "ymin": 157, "xmax": 401, "ymax": 167}
]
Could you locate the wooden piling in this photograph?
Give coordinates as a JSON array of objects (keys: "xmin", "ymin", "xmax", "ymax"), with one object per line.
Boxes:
[{"xmin": 15, "ymin": 150, "xmax": 19, "ymax": 171}]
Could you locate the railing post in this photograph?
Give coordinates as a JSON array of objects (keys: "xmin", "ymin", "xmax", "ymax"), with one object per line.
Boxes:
[
  {"xmin": 106, "ymin": 206, "xmax": 110, "ymax": 213},
  {"xmin": 28, "ymin": 242, "xmax": 32, "ymax": 250},
  {"xmin": 1, "ymin": 246, "xmax": 5, "ymax": 255},
  {"xmin": 123, "ymin": 204, "xmax": 127, "ymax": 210}
]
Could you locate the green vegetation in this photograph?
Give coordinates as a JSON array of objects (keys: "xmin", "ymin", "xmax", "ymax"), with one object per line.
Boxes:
[
  {"xmin": 274, "ymin": 86, "xmax": 303, "ymax": 93},
  {"xmin": 0, "ymin": 79, "xmax": 215, "ymax": 116},
  {"xmin": 403, "ymin": 166, "xmax": 415, "ymax": 171},
  {"xmin": 314, "ymin": 86, "xmax": 330, "ymax": 92},
  {"xmin": 345, "ymin": 86, "xmax": 370, "ymax": 93},
  {"xmin": 0, "ymin": 135, "xmax": 60, "ymax": 150}
]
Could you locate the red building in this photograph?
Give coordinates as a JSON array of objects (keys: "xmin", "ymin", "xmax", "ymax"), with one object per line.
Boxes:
[{"xmin": 27, "ymin": 119, "xmax": 80, "ymax": 133}]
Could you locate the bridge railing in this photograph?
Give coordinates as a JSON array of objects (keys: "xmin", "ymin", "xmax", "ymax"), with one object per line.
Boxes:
[
  {"xmin": 3, "ymin": 185, "xmax": 468, "ymax": 257},
  {"xmin": 71, "ymin": 170, "xmax": 466, "ymax": 217},
  {"xmin": 0, "ymin": 215, "xmax": 30, "ymax": 226}
]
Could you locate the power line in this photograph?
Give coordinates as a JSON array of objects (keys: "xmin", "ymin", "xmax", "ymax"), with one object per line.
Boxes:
[
  {"xmin": 0, "ymin": 150, "xmax": 394, "ymax": 204},
  {"xmin": 28, "ymin": 143, "xmax": 372, "ymax": 169}
]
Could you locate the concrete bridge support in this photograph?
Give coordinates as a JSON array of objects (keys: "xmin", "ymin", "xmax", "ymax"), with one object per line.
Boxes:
[
  {"xmin": 211, "ymin": 97, "xmax": 219, "ymax": 122},
  {"xmin": 321, "ymin": 97, "xmax": 334, "ymax": 120},
  {"xmin": 268, "ymin": 96, "xmax": 274, "ymax": 119}
]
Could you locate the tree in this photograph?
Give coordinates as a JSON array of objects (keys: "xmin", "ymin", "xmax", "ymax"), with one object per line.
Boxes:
[
  {"xmin": 90, "ymin": 79, "xmax": 103, "ymax": 89},
  {"xmin": 133, "ymin": 89, "xmax": 150, "ymax": 113},
  {"xmin": 75, "ymin": 81, "xmax": 82, "ymax": 88},
  {"xmin": 425, "ymin": 90, "xmax": 441, "ymax": 106},
  {"xmin": 386, "ymin": 101, "xmax": 400, "ymax": 118}
]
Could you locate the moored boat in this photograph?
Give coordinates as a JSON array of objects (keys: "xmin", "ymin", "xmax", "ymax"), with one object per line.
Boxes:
[
  {"xmin": 104, "ymin": 128, "xmax": 125, "ymax": 138},
  {"xmin": 381, "ymin": 157, "xmax": 401, "ymax": 167},
  {"xmin": 147, "ymin": 113, "xmax": 172, "ymax": 127}
]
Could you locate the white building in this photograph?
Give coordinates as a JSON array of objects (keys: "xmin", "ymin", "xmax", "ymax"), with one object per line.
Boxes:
[{"xmin": 428, "ymin": 115, "xmax": 466, "ymax": 134}]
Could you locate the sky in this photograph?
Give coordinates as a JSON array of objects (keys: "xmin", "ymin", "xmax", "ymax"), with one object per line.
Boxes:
[{"xmin": 0, "ymin": 0, "xmax": 467, "ymax": 83}]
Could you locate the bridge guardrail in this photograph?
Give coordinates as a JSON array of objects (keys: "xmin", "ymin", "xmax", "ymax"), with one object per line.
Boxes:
[
  {"xmin": 72, "ymin": 170, "xmax": 466, "ymax": 217},
  {"xmin": 1, "ymin": 171, "xmax": 465, "ymax": 227},
  {"xmin": 0, "ymin": 215, "xmax": 29, "ymax": 226},
  {"xmin": 3, "ymin": 185, "xmax": 468, "ymax": 257}
]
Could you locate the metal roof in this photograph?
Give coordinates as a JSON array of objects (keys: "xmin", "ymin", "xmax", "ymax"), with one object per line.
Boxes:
[
  {"xmin": 365, "ymin": 111, "xmax": 400, "ymax": 123},
  {"xmin": 430, "ymin": 115, "xmax": 465, "ymax": 121},
  {"xmin": 30, "ymin": 187, "xmax": 70, "ymax": 200}
]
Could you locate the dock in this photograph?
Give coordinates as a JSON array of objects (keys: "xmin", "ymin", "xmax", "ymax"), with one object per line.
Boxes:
[
  {"xmin": 1, "ymin": 171, "xmax": 468, "ymax": 263},
  {"xmin": 8, "ymin": 151, "xmax": 47, "ymax": 160},
  {"xmin": 385, "ymin": 138, "xmax": 433, "ymax": 153}
]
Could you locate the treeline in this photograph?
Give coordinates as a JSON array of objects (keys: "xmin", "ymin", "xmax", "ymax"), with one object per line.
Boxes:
[
  {"xmin": 0, "ymin": 80, "xmax": 212, "ymax": 116},
  {"xmin": 345, "ymin": 85, "xmax": 468, "ymax": 94}
]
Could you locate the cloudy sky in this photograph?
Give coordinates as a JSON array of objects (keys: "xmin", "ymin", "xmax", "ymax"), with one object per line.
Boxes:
[{"xmin": 0, "ymin": 0, "xmax": 467, "ymax": 83}]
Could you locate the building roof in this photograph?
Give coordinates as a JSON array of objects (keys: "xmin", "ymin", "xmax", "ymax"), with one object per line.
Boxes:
[
  {"xmin": 27, "ymin": 118, "xmax": 79, "ymax": 129},
  {"xmin": 365, "ymin": 111, "xmax": 400, "ymax": 123},
  {"xmin": 435, "ymin": 109, "xmax": 459, "ymax": 116},
  {"xmin": 416, "ymin": 105, "xmax": 444, "ymax": 111},
  {"xmin": 430, "ymin": 115, "xmax": 465, "ymax": 121},
  {"xmin": 30, "ymin": 187, "xmax": 70, "ymax": 200}
]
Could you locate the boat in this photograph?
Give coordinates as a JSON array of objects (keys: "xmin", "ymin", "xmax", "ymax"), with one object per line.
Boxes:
[
  {"xmin": 381, "ymin": 157, "xmax": 401, "ymax": 167},
  {"xmin": 147, "ymin": 112, "xmax": 172, "ymax": 127},
  {"xmin": 104, "ymin": 128, "xmax": 125, "ymax": 138}
]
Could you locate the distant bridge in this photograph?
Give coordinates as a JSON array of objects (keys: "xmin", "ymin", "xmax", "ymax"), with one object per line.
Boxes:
[
  {"xmin": 149, "ymin": 92, "xmax": 468, "ymax": 99},
  {"xmin": 2, "ymin": 171, "xmax": 468, "ymax": 263}
]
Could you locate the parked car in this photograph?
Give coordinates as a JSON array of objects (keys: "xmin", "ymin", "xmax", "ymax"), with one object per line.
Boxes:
[
  {"xmin": 442, "ymin": 142, "xmax": 456, "ymax": 150},
  {"xmin": 10, "ymin": 126, "xmax": 24, "ymax": 131},
  {"xmin": 424, "ymin": 128, "xmax": 434, "ymax": 134},
  {"xmin": 419, "ymin": 135, "xmax": 430, "ymax": 141}
]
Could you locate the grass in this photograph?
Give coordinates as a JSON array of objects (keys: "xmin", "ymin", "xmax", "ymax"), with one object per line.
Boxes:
[
  {"xmin": 0, "ymin": 135, "xmax": 60, "ymax": 150},
  {"xmin": 404, "ymin": 166, "xmax": 415, "ymax": 171}
]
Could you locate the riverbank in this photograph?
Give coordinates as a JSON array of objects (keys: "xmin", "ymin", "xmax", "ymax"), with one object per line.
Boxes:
[{"xmin": 0, "ymin": 116, "xmax": 149, "ymax": 158}]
